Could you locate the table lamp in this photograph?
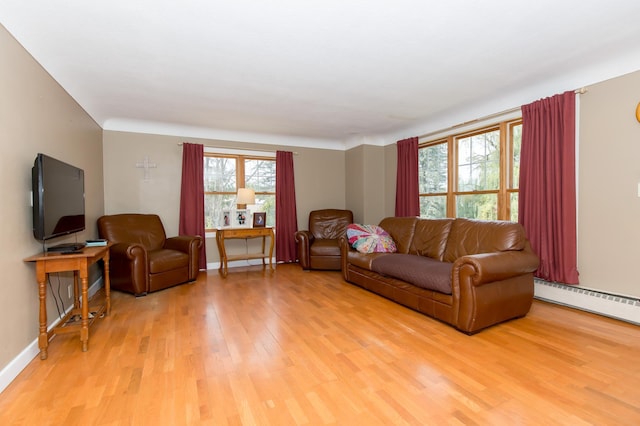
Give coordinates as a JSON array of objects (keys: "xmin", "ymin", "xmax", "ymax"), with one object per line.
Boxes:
[{"xmin": 236, "ymin": 188, "xmax": 255, "ymax": 209}]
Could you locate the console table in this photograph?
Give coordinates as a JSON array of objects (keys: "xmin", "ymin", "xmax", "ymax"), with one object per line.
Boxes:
[
  {"xmin": 216, "ymin": 227, "xmax": 274, "ymax": 277},
  {"xmin": 24, "ymin": 245, "xmax": 111, "ymax": 360}
]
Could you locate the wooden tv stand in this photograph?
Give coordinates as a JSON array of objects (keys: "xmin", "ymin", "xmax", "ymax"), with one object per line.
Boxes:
[{"xmin": 24, "ymin": 244, "xmax": 111, "ymax": 360}]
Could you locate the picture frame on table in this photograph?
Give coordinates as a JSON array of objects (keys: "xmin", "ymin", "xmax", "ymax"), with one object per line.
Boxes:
[
  {"xmin": 253, "ymin": 212, "xmax": 266, "ymax": 228},
  {"xmin": 221, "ymin": 210, "xmax": 231, "ymax": 227},
  {"xmin": 235, "ymin": 209, "xmax": 249, "ymax": 227}
]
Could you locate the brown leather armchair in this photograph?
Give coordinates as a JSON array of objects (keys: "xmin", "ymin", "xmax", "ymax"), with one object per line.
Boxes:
[
  {"xmin": 97, "ymin": 214, "xmax": 203, "ymax": 296},
  {"xmin": 295, "ymin": 209, "xmax": 353, "ymax": 270}
]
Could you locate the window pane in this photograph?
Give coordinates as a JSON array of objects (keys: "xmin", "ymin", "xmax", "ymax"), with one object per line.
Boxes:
[
  {"xmin": 204, "ymin": 156, "xmax": 236, "ymax": 192},
  {"xmin": 420, "ymin": 195, "xmax": 447, "ymax": 218},
  {"xmin": 456, "ymin": 193, "xmax": 497, "ymax": 220},
  {"xmin": 511, "ymin": 124, "xmax": 522, "ymax": 189},
  {"xmin": 457, "ymin": 130, "xmax": 500, "ymax": 192},
  {"xmin": 510, "ymin": 192, "xmax": 519, "ymax": 222},
  {"xmin": 418, "ymin": 143, "xmax": 448, "ymax": 193},
  {"xmin": 205, "ymin": 194, "xmax": 237, "ymax": 228},
  {"xmin": 458, "ymin": 164, "xmax": 471, "ymax": 191},
  {"xmin": 245, "ymin": 158, "xmax": 276, "ymax": 227},
  {"xmin": 256, "ymin": 194, "xmax": 276, "ymax": 227},
  {"xmin": 245, "ymin": 159, "xmax": 276, "ymax": 192}
]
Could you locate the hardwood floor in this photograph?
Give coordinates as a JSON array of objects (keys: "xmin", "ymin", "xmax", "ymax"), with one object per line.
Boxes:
[{"xmin": 1, "ymin": 263, "xmax": 639, "ymax": 425}]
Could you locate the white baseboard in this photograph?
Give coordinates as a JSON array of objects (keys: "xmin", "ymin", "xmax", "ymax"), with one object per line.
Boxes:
[
  {"xmin": 0, "ymin": 277, "xmax": 103, "ymax": 394},
  {"xmin": 534, "ymin": 279, "xmax": 640, "ymax": 326}
]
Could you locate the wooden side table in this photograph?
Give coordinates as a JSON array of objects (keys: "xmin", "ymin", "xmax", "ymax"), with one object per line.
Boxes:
[
  {"xmin": 215, "ymin": 227, "xmax": 275, "ymax": 277},
  {"xmin": 24, "ymin": 245, "xmax": 111, "ymax": 360}
]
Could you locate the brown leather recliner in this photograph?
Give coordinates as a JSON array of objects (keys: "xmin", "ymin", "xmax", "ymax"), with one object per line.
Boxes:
[
  {"xmin": 97, "ymin": 214, "xmax": 203, "ymax": 296},
  {"xmin": 295, "ymin": 209, "xmax": 353, "ymax": 270}
]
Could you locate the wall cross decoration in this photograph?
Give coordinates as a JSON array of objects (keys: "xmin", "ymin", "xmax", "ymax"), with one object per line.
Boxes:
[{"xmin": 135, "ymin": 156, "xmax": 157, "ymax": 181}]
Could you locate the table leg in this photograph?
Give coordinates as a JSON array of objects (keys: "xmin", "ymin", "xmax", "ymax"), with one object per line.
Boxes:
[
  {"xmin": 216, "ymin": 230, "xmax": 228, "ymax": 277},
  {"xmin": 80, "ymin": 268, "xmax": 89, "ymax": 352},
  {"xmin": 73, "ymin": 273, "xmax": 80, "ymax": 309},
  {"xmin": 104, "ymin": 254, "xmax": 111, "ymax": 316},
  {"xmin": 268, "ymin": 229, "xmax": 275, "ymax": 271},
  {"xmin": 36, "ymin": 264, "xmax": 48, "ymax": 360}
]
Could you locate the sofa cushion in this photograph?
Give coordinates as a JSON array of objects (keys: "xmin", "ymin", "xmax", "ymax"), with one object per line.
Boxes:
[
  {"xmin": 309, "ymin": 239, "xmax": 341, "ymax": 257},
  {"xmin": 371, "ymin": 254, "xmax": 453, "ymax": 294},
  {"xmin": 98, "ymin": 213, "xmax": 167, "ymax": 251},
  {"xmin": 443, "ymin": 218, "xmax": 526, "ymax": 263},
  {"xmin": 347, "ymin": 251, "xmax": 392, "ymax": 270},
  {"xmin": 148, "ymin": 249, "xmax": 189, "ymax": 274},
  {"xmin": 378, "ymin": 217, "xmax": 419, "ymax": 254},
  {"xmin": 410, "ymin": 218, "xmax": 454, "ymax": 261},
  {"xmin": 309, "ymin": 209, "xmax": 353, "ymax": 239},
  {"xmin": 347, "ymin": 224, "xmax": 397, "ymax": 253}
]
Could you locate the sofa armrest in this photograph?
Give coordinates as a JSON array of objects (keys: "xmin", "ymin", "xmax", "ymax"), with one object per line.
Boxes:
[
  {"xmin": 295, "ymin": 230, "xmax": 314, "ymax": 270},
  {"xmin": 454, "ymin": 249, "xmax": 540, "ymax": 286},
  {"xmin": 338, "ymin": 235, "xmax": 351, "ymax": 279},
  {"xmin": 165, "ymin": 235, "xmax": 203, "ymax": 279},
  {"xmin": 109, "ymin": 242, "xmax": 149, "ymax": 295},
  {"xmin": 110, "ymin": 241, "xmax": 147, "ymax": 260},
  {"xmin": 165, "ymin": 235, "xmax": 202, "ymax": 254}
]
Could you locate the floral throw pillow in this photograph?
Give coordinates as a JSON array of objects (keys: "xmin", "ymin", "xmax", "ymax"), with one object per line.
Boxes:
[{"xmin": 346, "ymin": 224, "xmax": 397, "ymax": 254}]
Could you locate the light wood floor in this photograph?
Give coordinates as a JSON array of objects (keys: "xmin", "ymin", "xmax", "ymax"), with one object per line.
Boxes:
[{"xmin": 1, "ymin": 264, "xmax": 639, "ymax": 425}]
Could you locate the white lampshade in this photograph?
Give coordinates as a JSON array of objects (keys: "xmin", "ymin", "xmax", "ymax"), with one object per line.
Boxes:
[{"xmin": 236, "ymin": 188, "xmax": 255, "ymax": 205}]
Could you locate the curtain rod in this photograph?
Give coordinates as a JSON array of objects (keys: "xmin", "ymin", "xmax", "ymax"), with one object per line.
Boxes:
[
  {"xmin": 419, "ymin": 87, "xmax": 587, "ymax": 140},
  {"xmin": 178, "ymin": 142, "xmax": 298, "ymax": 155}
]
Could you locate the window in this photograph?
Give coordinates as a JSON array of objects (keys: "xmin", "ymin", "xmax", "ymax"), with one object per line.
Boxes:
[
  {"xmin": 507, "ymin": 121, "xmax": 522, "ymax": 222},
  {"xmin": 204, "ymin": 153, "xmax": 276, "ymax": 230},
  {"xmin": 418, "ymin": 141, "xmax": 448, "ymax": 218},
  {"xmin": 419, "ymin": 119, "xmax": 521, "ymax": 221}
]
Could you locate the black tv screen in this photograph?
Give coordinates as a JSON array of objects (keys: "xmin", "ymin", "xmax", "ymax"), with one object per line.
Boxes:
[{"xmin": 32, "ymin": 153, "xmax": 85, "ymax": 241}]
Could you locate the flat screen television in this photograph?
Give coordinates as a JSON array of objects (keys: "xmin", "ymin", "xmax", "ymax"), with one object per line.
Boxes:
[{"xmin": 32, "ymin": 153, "xmax": 85, "ymax": 242}]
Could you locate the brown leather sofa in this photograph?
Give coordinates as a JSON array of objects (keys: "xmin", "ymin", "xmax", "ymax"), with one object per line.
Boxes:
[
  {"xmin": 97, "ymin": 214, "xmax": 203, "ymax": 296},
  {"xmin": 295, "ymin": 209, "xmax": 353, "ymax": 270},
  {"xmin": 340, "ymin": 217, "xmax": 539, "ymax": 334}
]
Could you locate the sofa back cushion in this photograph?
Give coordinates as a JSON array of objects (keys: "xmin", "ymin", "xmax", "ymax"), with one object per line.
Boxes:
[
  {"xmin": 378, "ymin": 217, "xmax": 419, "ymax": 254},
  {"xmin": 98, "ymin": 213, "xmax": 167, "ymax": 251},
  {"xmin": 443, "ymin": 218, "xmax": 526, "ymax": 263},
  {"xmin": 409, "ymin": 218, "xmax": 454, "ymax": 261},
  {"xmin": 309, "ymin": 209, "xmax": 353, "ymax": 239}
]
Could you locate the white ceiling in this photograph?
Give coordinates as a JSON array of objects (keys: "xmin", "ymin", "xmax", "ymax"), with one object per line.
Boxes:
[{"xmin": 2, "ymin": 1, "xmax": 640, "ymax": 149}]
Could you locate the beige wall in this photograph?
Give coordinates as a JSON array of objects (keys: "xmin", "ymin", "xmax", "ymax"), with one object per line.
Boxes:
[
  {"xmin": 102, "ymin": 131, "xmax": 346, "ymax": 265},
  {"xmin": 345, "ymin": 145, "xmax": 389, "ymax": 224},
  {"xmin": 0, "ymin": 26, "xmax": 103, "ymax": 369},
  {"xmin": 345, "ymin": 147, "xmax": 365, "ymax": 222},
  {"xmin": 578, "ymin": 70, "xmax": 640, "ymax": 298},
  {"xmin": 291, "ymin": 146, "xmax": 347, "ymax": 227},
  {"xmin": 102, "ymin": 132, "xmax": 184, "ymax": 234},
  {"xmin": 384, "ymin": 144, "xmax": 398, "ymax": 217}
]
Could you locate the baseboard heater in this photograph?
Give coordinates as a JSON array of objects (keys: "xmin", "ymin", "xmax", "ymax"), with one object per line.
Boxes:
[{"xmin": 534, "ymin": 279, "xmax": 640, "ymax": 326}]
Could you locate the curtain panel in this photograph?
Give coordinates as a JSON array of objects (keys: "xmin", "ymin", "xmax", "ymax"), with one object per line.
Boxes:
[
  {"xmin": 395, "ymin": 137, "xmax": 420, "ymax": 217},
  {"xmin": 519, "ymin": 91, "xmax": 579, "ymax": 284},
  {"xmin": 179, "ymin": 142, "xmax": 207, "ymax": 270},
  {"xmin": 275, "ymin": 151, "xmax": 298, "ymax": 263}
]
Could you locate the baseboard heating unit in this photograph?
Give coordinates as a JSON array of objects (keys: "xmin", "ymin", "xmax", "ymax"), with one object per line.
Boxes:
[{"xmin": 534, "ymin": 279, "xmax": 640, "ymax": 326}]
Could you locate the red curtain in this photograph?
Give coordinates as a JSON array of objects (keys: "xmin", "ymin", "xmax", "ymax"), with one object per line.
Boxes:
[
  {"xmin": 519, "ymin": 91, "xmax": 579, "ymax": 284},
  {"xmin": 276, "ymin": 151, "xmax": 298, "ymax": 263},
  {"xmin": 179, "ymin": 142, "xmax": 207, "ymax": 270},
  {"xmin": 395, "ymin": 137, "xmax": 420, "ymax": 217}
]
